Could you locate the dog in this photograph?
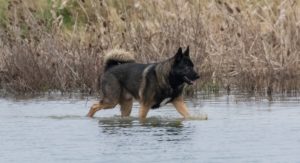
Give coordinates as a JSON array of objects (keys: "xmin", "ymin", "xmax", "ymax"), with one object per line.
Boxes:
[{"xmin": 87, "ymin": 47, "xmax": 200, "ymax": 119}]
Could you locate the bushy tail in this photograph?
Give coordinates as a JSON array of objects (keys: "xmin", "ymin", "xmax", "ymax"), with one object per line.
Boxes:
[{"xmin": 103, "ymin": 49, "xmax": 135, "ymax": 71}]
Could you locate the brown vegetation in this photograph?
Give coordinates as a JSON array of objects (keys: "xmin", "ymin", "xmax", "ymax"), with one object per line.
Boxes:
[{"xmin": 0, "ymin": 0, "xmax": 300, "ymax": 96}]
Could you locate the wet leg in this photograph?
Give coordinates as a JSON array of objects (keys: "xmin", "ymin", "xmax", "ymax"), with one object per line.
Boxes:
[
  {"xmin": 139, "ymin": 104, "xmax": 150, "ymax": 120},
  {"xmin": 120, "ymin": 99, "xmax": 133, "ymax": 117},
  {"xmin": 172, "ymin": 96, "xmax": 191, "ymax": 118},
  {"xmin": 87, "ymin": 100, "xmax": 117, "ymax": 117}
]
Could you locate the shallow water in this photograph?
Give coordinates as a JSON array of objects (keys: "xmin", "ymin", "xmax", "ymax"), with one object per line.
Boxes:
[{"xmin": 1, "ymin": 95, "xmax": 300, "ymax": 163}]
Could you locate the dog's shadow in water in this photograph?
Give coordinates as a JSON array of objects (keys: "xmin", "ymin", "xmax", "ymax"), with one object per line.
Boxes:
[
  {"xmin": 97, "ymin": 116, "xmax": 184, "ymax": 128},
  {"xmin": 97, "ymin": 116, "xmax": 194, "ymax": 140}
]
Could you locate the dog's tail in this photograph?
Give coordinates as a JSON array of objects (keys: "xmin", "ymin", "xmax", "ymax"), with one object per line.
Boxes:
[{"xmin": 103, "ymin": 49, "xmax": 135, "ymax": 71}]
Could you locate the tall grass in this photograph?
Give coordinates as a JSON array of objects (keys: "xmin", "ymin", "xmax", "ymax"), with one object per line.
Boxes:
[{"xmin": 0, "ymin": 0, "xmax": 299, "ymax": 96}]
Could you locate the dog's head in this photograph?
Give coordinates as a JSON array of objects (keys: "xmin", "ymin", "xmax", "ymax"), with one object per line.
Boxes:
[{"xmin": 171, "ymin": 47, "xmax": 200, "ymax": 85}]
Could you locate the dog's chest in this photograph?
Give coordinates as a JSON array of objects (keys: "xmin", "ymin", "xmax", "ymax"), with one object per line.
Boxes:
[
  {"xmin": 159, "ymin": 97, "xmax": 172, "ymax": 106},
  {"xmin": 151, "ymin": 89, "xmax": 175, "ymax": 109},
  {"xmin": 151, "ymin": 97, "xmax": 172, "ymax": 109},
  {"xmin": 151, "ymin": 85, "xmax": 184, "ymax": 109}
]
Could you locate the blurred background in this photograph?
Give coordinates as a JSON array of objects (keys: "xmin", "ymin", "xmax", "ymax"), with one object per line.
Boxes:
[{"xmin": 0, "ymin": 0, "xmax": 299, "ymax": 96}]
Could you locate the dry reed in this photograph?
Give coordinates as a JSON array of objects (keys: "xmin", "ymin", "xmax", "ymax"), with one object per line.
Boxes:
[{"xmin": 0, "ymin": 0, "xmax": 299, "ymax": 96}]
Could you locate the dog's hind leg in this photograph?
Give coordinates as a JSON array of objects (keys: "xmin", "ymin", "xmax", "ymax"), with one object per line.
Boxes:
[
  {"xmin": 87, "ymin": 100, "xmax": 118, "ymax": 117},
  {"xmin": 172, "ymin": 96, "xmax": 191, "ymax": 118},
  {"xmin": 120, "ymin": 89, "xmax": 133, "ymax": 117},
  {"xmin": 87, "ymin": 103, "xmax": 102, "ymax": 117},
  {"xmin": 138, "ymin": 104, "xmax": 150, "ymax": 120},
  {"xmin": 120, "ymin": 98, "xmax": 133, "ymax": 117},
  {"xmin": 87, "ymin": 73, "xmax": 121, "ymax": 117}
]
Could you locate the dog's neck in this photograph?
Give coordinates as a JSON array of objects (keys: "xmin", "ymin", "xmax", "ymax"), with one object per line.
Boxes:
[{"xmin": 168, "ymin": 73, "xmax": 185, "ymax": 89}]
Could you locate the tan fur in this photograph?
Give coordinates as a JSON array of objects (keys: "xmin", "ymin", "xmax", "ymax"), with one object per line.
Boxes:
[
  {"xmin": 120, "ymin": 98, "xmax": 133, "ymax": 117},
  {"xmin": 155, "ymin": 58, "xmax": 174, "ymax": 89},
  {"xmin": 104, "ymin": 49, "xmax": 135, "ymax": 65},
  {"xmin": 172, "ymin": 96, "xmax": 191, "ymax": 118},
  {"xmin": 139, "ymin": 104, "xmax": 150, "ymax": 120},
  {"xmin": 139, "ymin": 64, "xmax": 155, "ymax": 102},
  {"xmin": 87, "ymin": 102, "xmax": 117, "ymax": 117}
]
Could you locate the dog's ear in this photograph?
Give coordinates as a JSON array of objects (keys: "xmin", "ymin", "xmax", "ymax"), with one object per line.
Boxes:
[
  {"xmin": 176, "ymin": 47, "xmax": 183, "ymax": 55},
  {"xmin": 183, "ymin": 46, "xmax": 189, "ymax": 57},
  {"xmin": 175, "ymin": 47, "xmax": 183, "ymax": 62}
]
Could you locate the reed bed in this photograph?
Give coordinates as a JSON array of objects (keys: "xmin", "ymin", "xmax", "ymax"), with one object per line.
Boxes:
[{"xmin": 0, "ymin": 0, "xmax": 299, "ymax": 96}]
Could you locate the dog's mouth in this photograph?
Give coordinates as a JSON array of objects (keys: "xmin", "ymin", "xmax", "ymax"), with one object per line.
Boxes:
[{"xmin": 183, "ymin": 76, "xmax": 199, "ymax": 85}]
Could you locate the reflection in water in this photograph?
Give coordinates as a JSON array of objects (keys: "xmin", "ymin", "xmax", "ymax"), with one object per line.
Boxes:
[
  {"xmin": 98, "ymin": 116, "xmax": 184, "ymax": 128},
  {"xmin": 1, "ymin": 95, "xmax": 300, "ymax": 163},
  {"xmin": 98, "ymin": 116, "xmax": 193, "ymax": 142}
]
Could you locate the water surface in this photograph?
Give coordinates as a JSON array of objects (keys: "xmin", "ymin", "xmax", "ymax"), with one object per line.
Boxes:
[{"xmin": 0, "ymin": 95, "xmax": 300, "ymax": 163}]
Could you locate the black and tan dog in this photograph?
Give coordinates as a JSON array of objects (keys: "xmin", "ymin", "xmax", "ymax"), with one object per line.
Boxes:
[{"xmin": 87, "ymin": 47, "xmax": 199, "ymax": 119}]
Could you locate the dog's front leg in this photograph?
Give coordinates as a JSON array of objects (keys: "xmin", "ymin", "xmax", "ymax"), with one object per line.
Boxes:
[{"xmin": 172, "ymin": 96, "xmax": 191, "ymax": 118}]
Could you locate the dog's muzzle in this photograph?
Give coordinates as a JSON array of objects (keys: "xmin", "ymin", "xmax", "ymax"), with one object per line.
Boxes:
[{"xmin": 184, "ymin": 74, "xmax": 200, "ymax": 85}]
